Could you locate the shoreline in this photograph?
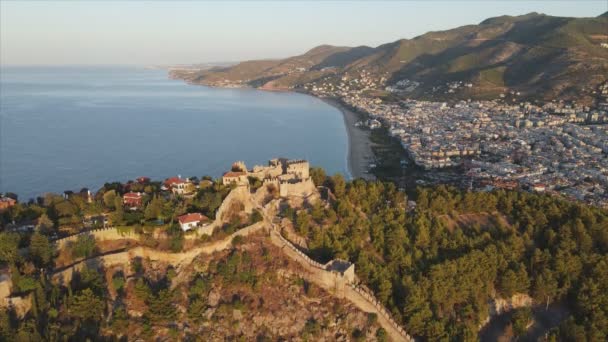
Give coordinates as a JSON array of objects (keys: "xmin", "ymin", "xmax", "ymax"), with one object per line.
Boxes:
[
  {"xmin": 171, "ymin": 77, "xmax": 377, "ymax": 181},
  {"xmin": 319, "ymin": 97, "xmax": 376, "ymax": 181}
]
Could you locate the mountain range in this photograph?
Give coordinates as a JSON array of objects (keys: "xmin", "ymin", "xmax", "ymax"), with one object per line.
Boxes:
[{"xmin": 174, "ymin": 12, "xmax": 608, "ymax": 103}]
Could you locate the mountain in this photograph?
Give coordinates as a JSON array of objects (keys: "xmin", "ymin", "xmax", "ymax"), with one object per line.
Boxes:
[{"xmin": 173, "ymin": 12, "xmax": 608, "ymax": 103}]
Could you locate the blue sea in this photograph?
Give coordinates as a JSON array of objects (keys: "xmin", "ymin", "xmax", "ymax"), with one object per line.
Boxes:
[{"xmin": 0, "ymin": 66, "xmax": 349, "ymax": 200}]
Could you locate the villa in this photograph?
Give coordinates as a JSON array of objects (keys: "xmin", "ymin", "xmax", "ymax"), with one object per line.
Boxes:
[
  {"xmin": 123, "ymin": 192, "xmax": 143, "ymax": 208},
  {"xmin": 177, "ymin": 212, "xmax": 209, "ymax": 232},
  {"xmin": 0, "ymin": 197, "xmax": 16, "ymax": 211}
]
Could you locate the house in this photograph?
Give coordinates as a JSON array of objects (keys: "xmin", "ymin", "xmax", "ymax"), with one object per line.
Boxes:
[
  {"xmin": 123, "ymin": 192, "xmax": 143, "ymax": 208},
  {"xmin": 177, "ymin": 213, "xmax": 209, "ymax": 232},
  {"xmin": 0, "ymin": 197, "xmax": 16, "ymax": 211},
  {"xmin": 163, "ymin": 177, "xmax": 195, "ymax": 195},
  {"xmin": 222, "ymin": 171, "xmax": 248, "ymax": 186},
  {"xmin": 531, "ymin": 183, "xmax": 546, "ymax": 192},
  {"xmin": 163, "ymin": 176, "xmax": 183, "ymax": 190}
]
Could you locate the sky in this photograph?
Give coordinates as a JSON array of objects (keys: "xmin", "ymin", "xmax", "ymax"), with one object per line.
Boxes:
[{"xmin": 1, "ymin": 1, "xmax": 606, "ymax": 66}]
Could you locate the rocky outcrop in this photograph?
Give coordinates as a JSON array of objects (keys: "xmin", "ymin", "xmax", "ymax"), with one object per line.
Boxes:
[
  {"xmin": 479, "ymin": 293, "xmax": 534, "ymax": 329},
  {"xmin": 491, "ymin": 293, "xmax": 533, "ymax": 316},
  {"xmin": 0, "ymin": 275, "xmax": 11, "ymax": 303}
]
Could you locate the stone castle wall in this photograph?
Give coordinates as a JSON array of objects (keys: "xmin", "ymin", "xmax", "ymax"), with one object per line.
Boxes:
[
  {"xmin": 215, "ymin": 185, "xmax": 255, "ymax": 223},
  {"xmin": 52, "ymin": 221, "xmax": 266, "ymax": 286},
  {"xmin": 279, "ymin": 178, "xmax": 316, "ymax": 198},
  {"xmin": 249, "ymin": 163, "xmax": 283, "ymax": 180},
  {"xmin": 269, "ymin": 230, "xmax": 413, "ymax": 342},
  {"xmin": 54, "ymin": 227, "xmax": 139, "ymax": 250},
  {"xmin": 285, "ymin": 160, "xmax": 310, "ymax": 179}
]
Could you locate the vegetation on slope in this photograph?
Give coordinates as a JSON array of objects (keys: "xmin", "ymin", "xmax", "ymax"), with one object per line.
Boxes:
[
  {"xmin": 179, "ymin": 12, "xmax": 608, "ymax": 103},
  {"xmin": 283, "ymin": 172, "xmax": 608, "ymax": 340},
  {"xmin": 2, "ymin": 170, "xmax": 607, "ymax": 340}
]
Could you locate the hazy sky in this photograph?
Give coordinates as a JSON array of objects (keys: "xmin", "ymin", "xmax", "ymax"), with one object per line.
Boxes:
[{"xmin": 1, "ymin": 1, "xmax": 606, "ymax": 65}]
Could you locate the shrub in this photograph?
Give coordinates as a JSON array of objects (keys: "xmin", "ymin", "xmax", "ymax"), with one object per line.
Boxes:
[{"xmin": 71, "ymin": 235, "xmax": 96, "ymax": 259}]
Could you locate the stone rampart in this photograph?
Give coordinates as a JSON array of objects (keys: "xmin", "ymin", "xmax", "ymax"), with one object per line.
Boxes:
[
  {"xmin": 51, "ymin": 222, "xmax": 266, "ymax": 285},
  {"xmin": 54, "ymin": 227, "xmax": 138, "ymax": 250},
  {"xmin": 279, "ymin": 178, "xmax": 317, "ymax": 199},
  {"xmin": 215, "ymin": 185, "xmax": 255, "ymax": 223},
  {"xmin": 269, "ymin": 230, "xmax": 413, "ymax": 342}
]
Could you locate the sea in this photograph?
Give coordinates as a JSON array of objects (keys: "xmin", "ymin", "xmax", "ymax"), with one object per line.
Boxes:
[{"xmin": 0, "ymin": 66, "xmax": 349, "ymax": 200}]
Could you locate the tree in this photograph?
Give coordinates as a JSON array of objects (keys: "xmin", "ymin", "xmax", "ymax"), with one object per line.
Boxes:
[
  {"xmin": 0, "ymin": 232, "xmax": 20, "ymax": 264},
  {"xmin": 147, "ymin": 289, "xmax": 176, "ymax": 323},
  {"xmin": 35, "ymin": 213, "xmax": 54, "ymax": 234},
  {"xmin": 69, "ymin": 288, "xmax": 104, "ymax": 322},
  {"xmin": 71, "ymin": 235, "xmax": 96, "ymax": 259},
  {"xmin": 330, "ymin": 174, "xmax": 346, "ymax": 198},
  {"xmin": 532, "ymin": 269, "xmax": 558, "ymax": 309},
  {"xmin": 54, "ymin": 200, "xmax": 77, "ymax": 218},
  {"xmin": 187, "ymin": 298, "xmax": 206, "ymax": 322},
  {"xmin": 111, "ymin": 195, "xmax": 124, "ymax": 225},
  {"xmin": 310, "ymin": 167, "xmax": 326, "ymax": 187},
  {"xmin": 29, "ymin": 233, "xmax": 53, "ymax": 268},
  {"xmin": 511, "ymin": 307, "xmax": 533, "ymax": 336},
  {"xmin": 103, "ymin": 190, "xmax": 117, "ymax": 209},
  {"xmin": 498, "ymin": 265, "xmax": 530, "ymax": 297},
  {"xmin": 144, "ymin": 195, "xmax": 163, "ymax": 221}
]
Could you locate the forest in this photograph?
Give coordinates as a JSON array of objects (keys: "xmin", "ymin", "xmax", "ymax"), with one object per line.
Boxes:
[
  {"xmin": 286, "ymin": 169, "xmax": 608, "ymax": 341},
  {"xmin": 0, "ymin": 169, "xmax": 607, "ymax": 340}
]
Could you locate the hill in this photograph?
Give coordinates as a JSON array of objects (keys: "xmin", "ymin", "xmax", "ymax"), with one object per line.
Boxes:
[
  {"xmin": 1, "ymin": 169, "xmax": 608, "ymax": 340},
  {"xmin": 172, "ymin": 12, "xmax": 608, "ymax": 102}
]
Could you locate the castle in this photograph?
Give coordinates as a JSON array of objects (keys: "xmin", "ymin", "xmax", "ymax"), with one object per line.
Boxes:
[{"xmin": 222, "ymin": 158, "xmax": 314, "ymax": 198}]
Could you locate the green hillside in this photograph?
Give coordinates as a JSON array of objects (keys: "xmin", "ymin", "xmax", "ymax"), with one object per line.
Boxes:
[{"xmin": 179, "ymin": 12, "xmax": 608, "ymax": 102}]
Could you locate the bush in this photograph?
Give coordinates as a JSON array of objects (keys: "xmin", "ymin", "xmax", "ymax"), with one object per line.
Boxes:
[
  {"xmin": 112, "ymin": 275, "xmax": 125, "ymax": 292},
  {"xmin": 250, "ymin": 210, "xmax": 263, "ymax": 224},
  {"xmin": 376, "ymin": 328, "xmax": 388, "ymax": 342},
  {"xmin": 71, "ymin": 234, "xmax": 96, "ymax": 259},
  {"xmin": 512, "ymin": 307, "xmax": 533, "ymax": 336},
  {"xmin": 302, "ymin": 318, "xmax": 321, "ymax": 337},
  {"xmin": 232, "ymin": 235, "xmax": 245, "ymax": 246}
]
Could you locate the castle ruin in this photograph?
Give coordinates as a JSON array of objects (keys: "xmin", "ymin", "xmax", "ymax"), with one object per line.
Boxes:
[{"xmin": 223, "ymin": 158, "xmax": 315, "ymax": 198}]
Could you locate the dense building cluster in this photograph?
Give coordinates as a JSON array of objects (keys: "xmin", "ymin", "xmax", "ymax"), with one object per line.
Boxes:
[{"xmin": 309, "ymin": 75, "xmax": 608, "ymax": 207}]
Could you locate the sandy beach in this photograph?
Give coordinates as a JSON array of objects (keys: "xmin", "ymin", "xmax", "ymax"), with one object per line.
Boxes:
[{"xmin": 321, "ymin": 98, "xmax": 376, "ymax": 181}]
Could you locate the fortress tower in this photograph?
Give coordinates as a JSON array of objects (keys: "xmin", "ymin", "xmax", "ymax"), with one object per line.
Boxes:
[{"xmin": 231, "ymin": 161, "xmax": 247, "ymax": 173}]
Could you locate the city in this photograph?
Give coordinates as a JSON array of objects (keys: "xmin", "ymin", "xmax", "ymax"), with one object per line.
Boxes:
[{"xmin": 306, "ymin": 73, "xmax": 608, "ymax": 208}]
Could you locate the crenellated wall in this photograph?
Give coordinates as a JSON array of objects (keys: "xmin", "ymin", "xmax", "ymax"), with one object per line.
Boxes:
[
  {"xmin": 51, "ymin": 222, "xmax": 266, "ymax": 286},
  {"xmin": 269, "ymin": 229, "xmax": 413, "ymax": 342},
  {"xmin": 54, "ymin": 227, "xmax": 139, "ymax": 250},
  {"xmin": 278, "ymin": 177, "xmax": 316, "ymax": 198}
]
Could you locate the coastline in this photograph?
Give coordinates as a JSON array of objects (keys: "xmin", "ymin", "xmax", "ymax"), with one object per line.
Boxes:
[
  {"xmin": 319, "ymin": 97, "xmax": 376, "ymax": 181},
  {"xmin": 170, "ymin": 75, "xmax": 376, "ymax": 181}
]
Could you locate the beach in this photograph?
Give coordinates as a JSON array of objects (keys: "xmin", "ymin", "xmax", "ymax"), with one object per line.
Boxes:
[{"xmin": 321, "ymin": 98, "xmax": 376, "ymax": 181}]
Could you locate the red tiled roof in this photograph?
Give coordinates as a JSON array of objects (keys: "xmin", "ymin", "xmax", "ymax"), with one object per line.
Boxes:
[
  {"xmin": 223, "ymin": 171, "xmax": 246, "ymax": 178},
  {"xmin": 178, "ymin": 213, "xmax": 209, "ymax": 224},
  {"xmin": 164, "ymin": 177, "xmax": 186, "ymax": 187},
  {"xmin": 124, "ymin": 192, "xmax": 142, "ymax": 199}
]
